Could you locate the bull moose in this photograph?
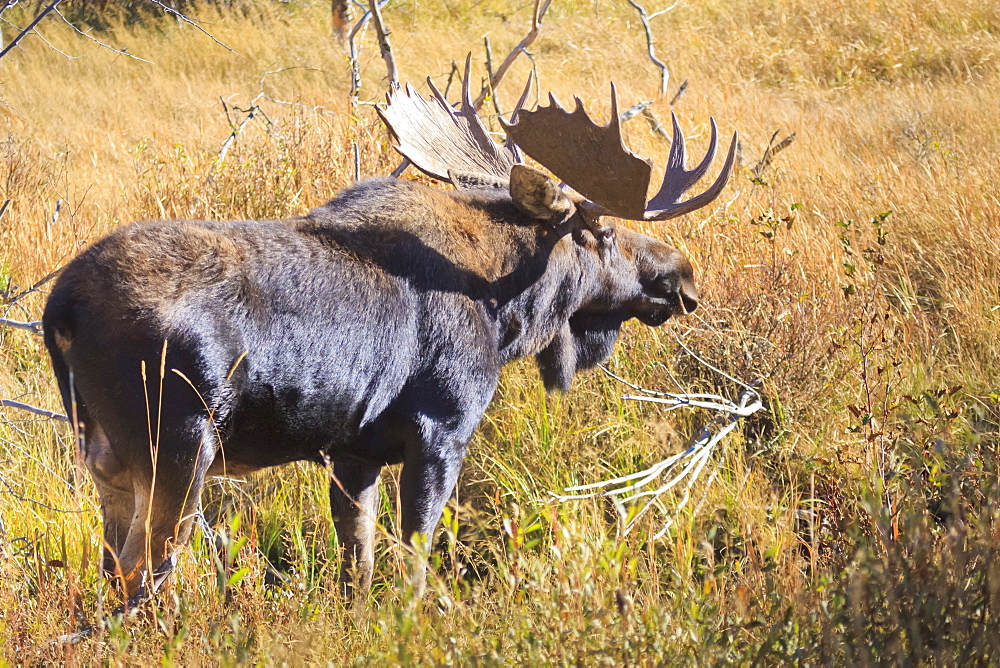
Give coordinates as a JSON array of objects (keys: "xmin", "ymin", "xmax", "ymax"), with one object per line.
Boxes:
[{"xmin": 42, "ymin": 65, "xmax": 736, "ymax": 606}]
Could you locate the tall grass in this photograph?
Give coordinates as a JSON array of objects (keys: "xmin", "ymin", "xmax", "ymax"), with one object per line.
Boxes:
[{"xmin": 1, "ymin": 0, "xmax": 999, "ymax": 663}]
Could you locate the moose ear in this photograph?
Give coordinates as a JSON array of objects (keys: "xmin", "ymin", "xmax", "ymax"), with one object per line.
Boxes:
[
  {"xmin": 448, "ymin": 169, "xmax": 510, "ymax": 190},
  {"xmin": 509, "ymin": 164, "xmax": 575, "ymax": 224}
]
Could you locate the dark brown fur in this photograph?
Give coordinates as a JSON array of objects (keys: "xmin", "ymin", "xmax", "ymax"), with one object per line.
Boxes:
[{"xmin": 43, "ymin": 170, "xmax": 697, "ymax": 604}]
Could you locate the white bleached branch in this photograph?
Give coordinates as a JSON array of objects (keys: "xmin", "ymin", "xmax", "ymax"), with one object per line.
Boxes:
[
  {"xmin": 1, "ymin": 399, "xmax": 68, "ymax": 422},
  {"xmin": 554, "ymin": 359, "xmax": 763, "ymax": 539},
  {"xmin": 0, "ymin": 317, "xmax": 42, "ymax": 334}
]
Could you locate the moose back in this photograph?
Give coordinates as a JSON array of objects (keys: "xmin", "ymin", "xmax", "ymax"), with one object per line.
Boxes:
[{"xmin": 42, "ymin": 70, "xmax": 735, "ymax": 602}]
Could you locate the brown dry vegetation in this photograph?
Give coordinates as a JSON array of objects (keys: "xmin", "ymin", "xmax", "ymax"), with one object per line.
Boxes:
[{"xmin": 1, "ymin": 0, "xmax": 1000, "ymax": 663}]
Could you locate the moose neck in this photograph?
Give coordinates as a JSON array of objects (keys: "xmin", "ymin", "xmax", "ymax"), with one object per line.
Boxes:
[{"xmin": 482, "ymin": 210, "xmax": 614, "ymax": 372}]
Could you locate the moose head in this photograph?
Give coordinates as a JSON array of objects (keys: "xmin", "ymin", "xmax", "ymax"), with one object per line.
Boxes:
[{"xmin": 378, "ymin": 57, "xmax": 737, "ymax": 390}]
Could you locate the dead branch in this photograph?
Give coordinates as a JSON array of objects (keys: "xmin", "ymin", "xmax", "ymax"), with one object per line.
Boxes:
[
  {"xmin": 642, "ymin": 108, "xmax": 671, "ymax": 141},
  {"xmin": 617, "ymin": 100, "xmax": 671, "ymax": 143},
  {"xmin": 556, "ymin": 365, "xmax": 761, "ymax": 540},
  {"xmin": 668, "ymin": 79, "xmax": 688, "ymax": 107},
  {"xmin": 0, "ymin": 11, "xmax": 76, "ymax": 59},
  {"xmin": 472, "ymin": 0, "xmax": 552, "ymax": 111},
  {"xmin": 143, "ymin": 0, "xmax": 233, "ymax": 53},
  {"xmin": 3, "ymin": 265, "xmax": 63, "ymax": 306},
  {"xmin": 443, "ymin": 60, "xmax": 460, "ymax": 98},
  {"xmin": 218, "ymin": 99, "xmax": 261, "ymax": 162},
  {"xmin": 54, "ymin": 7, "xmax": 153, "ymax": 64},
  {"xmin": 1, "ymin": 475, "xmax": 84, "ymax": 512},
  {"xmin": 626, "ymin": 0, "xmax": 676, "ymax": 100},
  {"xmin": 217, "ymin": 68, "xmax": 331, "ymax": 163},
  {"xmin": 620, "ymin": 100, "xmax": 654, "ymax": 122},
  {"xmin": 0, "ymin": 0, "xmax": 62, "ymax": 61},
  {"xmin": 390, "ymin": 1, "xmax": 549, "ymax": 178},
  {"xmin": 0, "ymin": 317, "xmax": 42, "ymax": 334},
  {"xmin": 368, "ymin": 0, "xmax": 397, "ymax": 85},
  {"xmin": 753, "ymin": 130, "xmax": 797, "ymax": 178},
  {"xmin": 347, "ymin": 0, "xmax": 391, "ymax": 108},
  {"xmin": 0, "ymin": 399, "xmax": 68, "ymax": 422},
  {"xmin": 483, "ymin": 36, "xmax": 504, "ymax": 116}
]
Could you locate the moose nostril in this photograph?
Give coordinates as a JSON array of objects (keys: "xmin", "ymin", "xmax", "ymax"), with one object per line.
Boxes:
[{"xmin": 680, "ymin": 291, "xmax": 698, "ymax": 315}]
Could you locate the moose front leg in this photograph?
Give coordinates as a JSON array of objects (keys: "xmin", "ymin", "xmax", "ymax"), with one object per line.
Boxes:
[
  {"xmin": 330, "ymin": 461, "xmax": 382, "ymax": 599},
  {"xmin": 398, "ymin": 437, "xmax": 466, "ymax": 596}
]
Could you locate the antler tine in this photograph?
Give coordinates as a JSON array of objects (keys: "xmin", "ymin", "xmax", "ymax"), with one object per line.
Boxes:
[
  {"xmin": 647, "ymin": 113, "xmax": 719, "ymax": 209},
  {"xmin": 461, "ymin": 52, "xmax": 475, "ymax": 112},
  {"xmin": 509, "ymin": 71, "xmax": 535, "ymax": 125},
  {"xmin": 376, "ymin": 58, "xmax": 518, "ymax": 183},
  {"xmin": 504, "ymin": 72, "xmax": 535, "ymax": 161},
  {"xmin": 426, "ymin": 72, "xmax": 451, "ymax": 109},
  {"xmin": 607, "ymin": 82, "xmax": 622, "ymax": 139},
  {"xmin": 644, "ymin": 123, "xmax": 739, "ymax": 221},
  {"xmin": 501, "ymin": 82, "xmax": 653, "ymax": 219}
]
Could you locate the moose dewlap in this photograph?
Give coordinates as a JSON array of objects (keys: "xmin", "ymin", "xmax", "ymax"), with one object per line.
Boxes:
[{"xmin": 42, "ymin": 64, "xmax": 736, "ymax": 609}]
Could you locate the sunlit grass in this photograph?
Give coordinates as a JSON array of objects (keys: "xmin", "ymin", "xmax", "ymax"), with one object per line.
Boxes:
[{"xmin": 1, "ymin": 0, "xmax": 1000, "ymax": 663}]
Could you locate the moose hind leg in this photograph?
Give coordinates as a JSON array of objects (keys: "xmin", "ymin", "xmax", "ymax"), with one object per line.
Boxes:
[{"xmin": 330, "ymin": 461, "xmax": 382, "ymax": 599}]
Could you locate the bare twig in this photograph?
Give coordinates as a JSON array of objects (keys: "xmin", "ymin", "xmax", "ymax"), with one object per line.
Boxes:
[
  {"xmin": 620, "ymin": 100, "xmax": 655, "ymax": 122},
  {"xmin": 642, "ymin": 108, "xmax": 671, "ymax": 140},
  {"xmin": 483, "ymin": 36, "xmax": 503, "ymax": 116},
  {"xmin": 0, "ymin": 12, "xmax": 75, "ymax": 59},
  {"xmin": 0, "ymin": 475, "xmax": 84, "ymax": 513},
  {"xmin": 254, "ymin": 66, "xmax": 333, "ymax": 112},
  {"xmin": 618, "ymin": 100, "xmax": 671, "ymax": 142},
  {"xmin": 626, "ymin": 0, "xmax": 675, "ymax": 100},
  {"xmin": 144, "ymin": 0, "xmax": 234, "ymax": 52},
  {"xmin": 443, "ymin": 60, "xmax": 460, "ymax": 99},
  {"xmin": 472, "ymin": 0, "xmax": 552, "ymax": 110},
  {"xmin": 753, "ymin": 130, "xmax": 797, "ymax": 178},
  {"xmin": 668, "ymin": 79, "xmax": 688, "ymax": 107},
  {"xmin": 390, "ymin": 1, "xmax": 548, "ymax": 178},
  {"xmin": 389, "ymin": 158, "xmax": 411, "ymax": 178},
  {"xmin": 0, "ymin": 399, "xmax": 68, "ymax": 422},
  {"xmin": 218, "ymin": 101, "xmax": 261, "ymax": 162},
  {"xmin": 53, "ymin": 7, "xmax": 153, "ymax": 64},
  {"xmin": 353, "ymin": 140, "xmax": 361, "ymax": 181},
  {"xmin": 0, "ymin": 0, "xmax": 62, "ymax": 61},
  {"xmin": 0, "ymin": 199, "xmax": 9, "ymax": 222},
  {"xmin": 217, "ymin": 68, "xmax": 328, "ymax": 162},
  {"xmin": 368, "ymin": 0, "xmax": 397, "ymax": 85},
  {"xmin": 5, "ymin": 266, "xmax": 64, "ymax": 305},
  {"xmin": 347, "ymin": 0, "xmax": 391, "ymax": 108},
  {"xmin": 0, "ymin": 317, "xmax": 42, "ymax": 334}
]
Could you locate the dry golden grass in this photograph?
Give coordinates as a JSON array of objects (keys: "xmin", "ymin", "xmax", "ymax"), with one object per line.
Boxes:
[{"xmin": 1, "ymin": 0, "xmax": 1000, "ymax": 663}]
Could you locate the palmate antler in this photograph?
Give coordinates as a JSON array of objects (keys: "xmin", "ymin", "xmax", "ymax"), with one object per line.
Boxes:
[
  {"xmin": 376, "ymin": 54, "xmax": 531, "ymax": 184},
  {"xmin": 378, "ymin": 59, "xmax": 737, "ymax": 220},
  {"xmin": 500, "ymin": 84, "xmax": 738, "ymax": 221}
]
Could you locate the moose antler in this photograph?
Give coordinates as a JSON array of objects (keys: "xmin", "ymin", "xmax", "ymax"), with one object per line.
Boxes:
[
  {"xmin": 378, "ymin": 61, "xmax": 736, "ymax": 219},
  {"xmin": 377, "ymin": 54, "xmax": 530, "ymax": 182},
  {"xmin": 500, "ymin": 84, "xmax": 738, "ymax": 221}
]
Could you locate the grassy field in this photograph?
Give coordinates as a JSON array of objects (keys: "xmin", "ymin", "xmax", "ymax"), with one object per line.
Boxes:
[{"xmin": 1, "ymin": 0, "xmax": 1000, "ymax": 663}]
